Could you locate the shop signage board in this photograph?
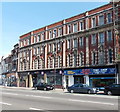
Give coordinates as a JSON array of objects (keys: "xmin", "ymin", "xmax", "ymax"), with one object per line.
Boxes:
[{"xmin": 64, "ymin": 68, "xmax": 116, "ymax": 75}]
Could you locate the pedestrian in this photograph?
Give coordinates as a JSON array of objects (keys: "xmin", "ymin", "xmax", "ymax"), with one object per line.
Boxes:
[{"xmin": 5, "ymin": 81, "xmax": 7, "ymax": 87}]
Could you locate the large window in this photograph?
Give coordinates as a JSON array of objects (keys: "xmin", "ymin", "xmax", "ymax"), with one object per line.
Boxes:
[
  {"xmin": 73, "ymin": 23, "xmax": 78, "ymax": 32},
  {"xmin": 53, "ymin": 29, "xmax": 57, "ymax": 38},
  {"xmin": 108, "ymin": 49, "xmax": 112, "ymax": 63},
  {"xmin": 92, "ymin": 51, "xmax": 96, "ymax": 65},
  {"xmin": 91, "ymin": 34, "xmax": 96, "ymax": 45},
  {"xmin": 79, "ymin": 53, "xmax": 83, "ymax": 66},
  {"xmin": 92, "ymin": 17, "xmax": 96, "ymax": 28},
  {"xmin": 41, "ymin": 33, "xmax": 45, "ymax": 41},
  {"xmin": 73, "ymin": 38, "xmax": 78, "ymax": 48},
  {"xmin": 79, "ymin": 37, "xmax": 84, "ymax": 47},
  {"xmin": 68, "ymin": 24, "xmax": 72, "ymax": 34},
  {"xmin": 67, "ymin": 40, "xmax": 71, "ymax": 49},
  {"xmin": 99, "ymin": 15, "xmax": 104, "ymax": 25},
  {"xmin": 37, "ymin": 35, "xmax": 40, "ymax": 42},
  {"xmin": 34, "ymin": 36, "xmax": 37, "ymax": 43},
  {"xmin": 107, "ymin": 13, "xmax": 112, "ymax": 23},
  {"xmin": 80, "ymin": 21, "xmax": 84, "ymax": 31},
  {"xmin": 107, "ymin": 30, "xmax": 112, "ymax": 42},
  {"xmin": 99, "ymin": 32, "xmax": 104, "ymax": 44},
  {"xmin": 49, "ymin": 31, "xmax": 52, "ymax": 39},
  {"xmin": 57, "ymin": 42, "xmax": 60, "ymax": 51},
  {"xmin": 58, "ymin": 28, "xmax": 62, "ymax": 36}
]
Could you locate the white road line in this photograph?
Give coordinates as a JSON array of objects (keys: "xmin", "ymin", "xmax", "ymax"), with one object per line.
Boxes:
[
  {"xmin": 29, "ymin": 107, "xmax": 51, "ymax": 112},
  {"xmin": 68, "ymin": 99, "xmax": 115, "ymax": 105},
  {"xmin": 2, "ymin": 92, "xmax": 18, "ymax": 96},
  {"xmin": 29, "ymin": 107, "xmax": 44, "ymax": 111},
  {"xmin": 0, "ymin": 102, "xmax": 12, "ymax": 106},
  {"xmin": 26, "ymin": 95, "xmax": 52, "ymax": 99}
]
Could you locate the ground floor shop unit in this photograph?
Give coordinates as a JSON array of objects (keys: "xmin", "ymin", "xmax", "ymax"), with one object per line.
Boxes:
[
  {"xmin": 63, "ymin": 66, "xmax": 117, "ymax": 89},
  {"xmin": 18, "ymin": 69, "xmax": 63, "ymax": 88}
]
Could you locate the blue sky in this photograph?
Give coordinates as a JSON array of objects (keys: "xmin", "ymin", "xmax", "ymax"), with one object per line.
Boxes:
[{"xmin": 1, "ymin": 2, "xmax": 108, "ymax": 58}]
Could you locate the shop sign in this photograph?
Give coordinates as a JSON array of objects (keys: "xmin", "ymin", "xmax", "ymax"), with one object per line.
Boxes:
[
  {"xmin": 92, "ymin": 68, "xmax": 116, "ymax": 75},
  {"xmin": 64, "ymin": 68, "xmax": 116, "ymax": 75}
]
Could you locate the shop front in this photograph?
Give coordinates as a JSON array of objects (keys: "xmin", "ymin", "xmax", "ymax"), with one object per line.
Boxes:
[
  {"xmin": 31, "ymin": 70, "xmax": 63, "ymax": 88},
  {"xmin": 64, "ymin": 67, "xmax": 116, "ymax": 88}
]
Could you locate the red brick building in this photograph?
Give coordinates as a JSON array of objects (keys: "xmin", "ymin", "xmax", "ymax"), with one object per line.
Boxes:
[{"xmin": 18, "ymin": 2, "xmax": 120, "ymax": 89}]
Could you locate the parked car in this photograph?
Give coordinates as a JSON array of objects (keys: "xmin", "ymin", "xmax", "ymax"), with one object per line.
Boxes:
[
  {"xmin": 35, "ymin": 83, "xmax": 54, "ymax": 91},
  {"xmin": 104, "ymin": 84, "xmax": 120, "ymax": 95},
  {"xmin": 67, "ymin": 83, "xmax": 99, "ymax": 94}
]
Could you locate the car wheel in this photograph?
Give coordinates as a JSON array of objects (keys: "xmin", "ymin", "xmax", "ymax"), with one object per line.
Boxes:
[
  {"xmin": 44, "ymin": 88, "xmax": 47, "ymax": 91},
  {"xmin": 88, "ymin": 90, "xmax": 91, "ymax": 94},
  {"xmin": 70, "ymin": 90, "xmax": 74, "ymax": 93},
  {"xmin": 107, "ymin": 91, "xmax": 112, "ymax": 95}
]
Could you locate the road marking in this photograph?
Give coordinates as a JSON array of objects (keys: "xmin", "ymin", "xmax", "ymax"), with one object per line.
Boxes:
[
  {"xmin": 26, "ymin": 95, "xmax": 52, "ymax": 99},
  {"xmin": 68, "ymin": 99, "xmax": 115, "ymax": 105},
  {"xmin": 2, "ymin": 92, "xmax": 18, "ymax": 96},
  {"xmin": 0, "ymin": 102, "xmax": 12, "ymax": 106},
  {"xmin": 29, "ymin": 107, "xmax": 44, "ymax": 111},
  {"xmin": 29, "ymin": 107, "xmax": 51, "ymax": 112}
]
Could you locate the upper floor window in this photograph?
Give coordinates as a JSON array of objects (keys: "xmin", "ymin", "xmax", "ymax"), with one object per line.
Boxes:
[
  {"xmin": 67, "ymin": 40, "xmax": 71, "ymax": 49},
  {"xmin": 79, "ymin": 37, "xmax": 84, "ymax": 46},
  {"xmin": 91, "ymin": 34, "xmax": 96, "ymax": 45},
  {"xmin": 99, "ymin": 15, "xmax": 104, "ymax": 25},
  {"xmin": 108, "ymin": 49, "xmax": 112, "ymax": 63},
  {"xmin": 53, "ymin": 43, "xmax": 56, "ymax": 52},
  {"xmin": 68, "ymin": 24, "xmax": 72, "ymax": 34},
  {"xmin": 53, "ymin": 29, "xmax": 57, "ymax": 38},
  {"xmin": 24, "ymin": 40, "xmax": 26, "ymax": 46},
  {"xmin": 73, "ymin": 23, "xmax": 78, "ymax": 32},
  {"xmin": 49, "ymin": 31, "xmax": 52, "ymax": 39},
  {"xmin": 41, "ymin": 46, "xmax": 44, "ymax": 53},
  {"xmin": 80, "ymin": 21, "xmax": 84, "ymax": 31},
  {"xmin": 58, "ymin": 28, "xmax": 62, "ymax": 36},
  {"xmin": 48, "ymin": 44, "xmax": 51, "ymax": 53},
  {"xmin": 41, "ymin": 33, "xmax": 45, "ymax": 41},
  {"xmin": 92, "ymin": 17, "xmax": 96, "ymax": 28},
  {"xmin": 73, "ymin": 38, "xmax": 78, "ymax": 48},
  {"xmin": 37, "ymin": 47, "xmax": 40, "ymax": 55},
  {"xmin": 34, "ymin": 35, "xmax": 37, "ymax": 43},
  {"xmin": 37, "ymin": 35, "xmax": 40, "ymax": 42},
  {"xmin": 80, "ymin": 52, "xmax": 83, "ymax": 66},
  {"xmin": 58, "ymin": 56, "xmax": 60, "ymax": 67},
  {"xmin": 107, "ymin": 30, "xmax": 112, "ymax": 42},
  {"xmin": 99, "ymin": 32, "xmax": 104, "ymax": 44},
  {"xmin": 107, "ymin": 13, "xmax": 112, "ymax": 23},
  {"xmin": 57, "ymin": 42, "xmax": 60, "ymax": 51},
  {"xmin": 27, "ymin": 39, "xmax": 30, "ymax": 45},
  {"xmin": 92, "ymin": 51, "xmax": 96, "ymax": 65},
  {"xmin": 33, "ymin": 48, "xmax": 37, "ymax": 55}
]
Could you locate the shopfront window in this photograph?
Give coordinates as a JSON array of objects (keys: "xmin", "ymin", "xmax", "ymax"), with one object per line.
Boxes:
[{"xmin": 90, "ymin": 77, "xmax": 115, "ymax": 88}]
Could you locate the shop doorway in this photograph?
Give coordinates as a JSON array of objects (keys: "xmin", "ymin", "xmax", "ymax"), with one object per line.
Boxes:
[{"xmin": 74, "ymin": 76, "xmax": 84, "ymax": 84}]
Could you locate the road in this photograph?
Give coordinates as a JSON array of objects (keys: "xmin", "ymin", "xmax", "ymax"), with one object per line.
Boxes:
[{"xmin": 0, "ymin": 87, "xmax": 119, "ymax": 111}]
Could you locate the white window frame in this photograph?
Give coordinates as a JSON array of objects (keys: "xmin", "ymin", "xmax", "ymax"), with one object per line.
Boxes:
[
  {"xmin": 80, "ymin": 21, "xmax": 84, "ymax": 31},
  {"xmin": 99, "ymin": 32, "xmax": 104, "ymax": 44},
  {"xmin": 91, "ymin": 34, "xmax": 96, "ymax": 45},
  {"xmin": 68, "ymin": 24, "xmax": 72, "ymax": 34},
  {"xmin": 67, "ymin": 40, "xmax": 70, "ymax": 49},
  {"xmin": 107, "ymin": 12, "xmax": 112, "ymax": 23},
  {"xmin": 53, "ymin": 29, "xmax": 57, "ymax": 38},
  {"xmin": 73, "ymin": 23, "xmax": 78, "ymax": 32},
  {"xmin": 79, "ymin": 37, "xmax": 84, "ymax": 47},
  {"xmin": 99, "ymin": 14, "xmax": 104, "ymax": 25},
  {"xmin": 49, "ymin": 30, "xmax": 52, "ymax": 39},
  {"xmin": 91, "ymin": 17, "xmax": 96, "ymax": 28},
  {"xmin": 58, "ymin": 28, "xmax": 62, "ymax": 36},
  {"xmin": 107, "ymin": 30, "xmax": 112, "ymax": 42}
]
